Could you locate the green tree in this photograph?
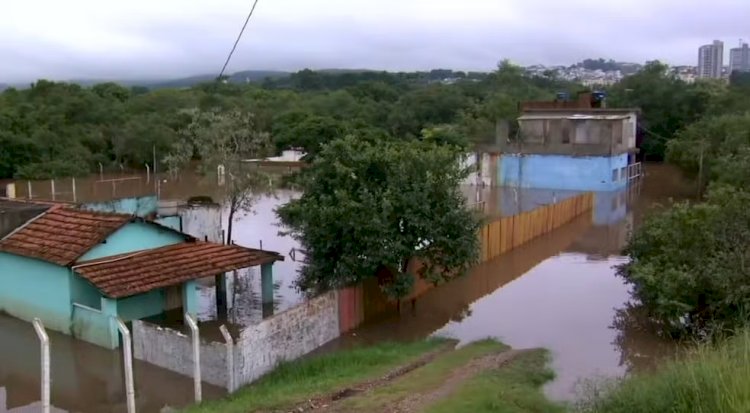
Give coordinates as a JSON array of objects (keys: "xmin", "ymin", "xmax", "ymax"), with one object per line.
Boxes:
[
  {"xmin": 277, "ymin": 135, "xmax": 481, "ymax": 298},
  {"xmin": 618, "ymin": 186, "xmax": 750, "ymax": 337},
  {"xmin": 168, "ymin": 109, "xmax": 274, "ymax": 244}
]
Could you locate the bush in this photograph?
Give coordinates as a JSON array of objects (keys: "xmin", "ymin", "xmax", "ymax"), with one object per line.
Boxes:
[
  {"xmin": 618, "ymin": 186, "xmax": 750, "ymax": 337},
  {"xmin": 577, "ymin": 330, "xmax": 750, "ymax": 413}
]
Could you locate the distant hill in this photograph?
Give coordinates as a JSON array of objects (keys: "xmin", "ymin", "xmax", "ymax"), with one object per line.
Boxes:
[{"xmin": 142, "ymin": 70, "xmax": 290, "ymax": 89}]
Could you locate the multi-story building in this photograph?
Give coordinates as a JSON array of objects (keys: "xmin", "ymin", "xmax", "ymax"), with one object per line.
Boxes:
[
  {"xmin": 698, "ymin": 40, "xmax": 724, "ymax": 79},
  {"xmin": 494, "ymin": 92, "xmax": 640, "ymax": 192},
  {"xmin": 730, "ymin": 42, "xmax": 750, "ymax": 73}
]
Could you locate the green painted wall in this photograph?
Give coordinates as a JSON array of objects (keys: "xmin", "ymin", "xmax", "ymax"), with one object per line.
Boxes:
[
  {"xmin": 69, "ymin": 274, "xmax": 101, "ymax": 310},
  {"xmin": 79, "ymin": 222, "xmax": 185, "ymax": 262},
  {"xmin": 117, "ymin": 289, "xmax": 165, "ymax": 322},
  {"xmin": 0, "ymin": 252, "xmax": 72, "ymax": 333},
  {"xmin": 71, "ymin": 304, "xmax": 118, "ymax": 348}
]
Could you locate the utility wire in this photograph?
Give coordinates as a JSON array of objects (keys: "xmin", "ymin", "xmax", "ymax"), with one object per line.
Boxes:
[{"xmin": 218, "ymin": 0, "xmax": 261, "ymax": 79}]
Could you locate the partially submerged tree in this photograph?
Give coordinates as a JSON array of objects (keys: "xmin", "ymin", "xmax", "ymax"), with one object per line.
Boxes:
[
  {"xmin": 618, "ymin": 186, "xmax": 750, "ymax": 338},
  {"xmin": 166, "ymin": 109, "xmax": 274, "ymax": 244},
  {"xmin": 277, "ymin": 135, "xmax": 481, "ymax": 299}
]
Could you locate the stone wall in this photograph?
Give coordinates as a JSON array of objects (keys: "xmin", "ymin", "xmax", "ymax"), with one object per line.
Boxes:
[
  {"xmin": 235, "ymin": 291, "xmax": 340, "ymax": 385},
  {"xmin": 132, "ymin": 320, "xmax": 230, "ymax": 388}
]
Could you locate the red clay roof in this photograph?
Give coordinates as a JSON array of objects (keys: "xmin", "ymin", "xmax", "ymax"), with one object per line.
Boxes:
[
  {"xmin": 0, "ymin": 207, "xmax": 134, "ymax": 266},
  {"xmin": 73, "ymin": 241, "xmax": 284, "ymax": 298}
]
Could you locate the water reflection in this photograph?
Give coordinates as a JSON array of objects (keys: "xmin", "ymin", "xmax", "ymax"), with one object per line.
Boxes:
[
  {"xmin": 324, "ymin": 164, "xmax": 694, "ymax": 400},
  {"xmin": 0, "ymin": 314, "xmax": 224, "ymax": 413}
]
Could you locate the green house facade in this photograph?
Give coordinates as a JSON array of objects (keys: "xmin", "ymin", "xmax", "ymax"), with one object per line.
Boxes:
[{"xmin": 0, "ymin": 202, "xmax": 281, "ymax": 348}]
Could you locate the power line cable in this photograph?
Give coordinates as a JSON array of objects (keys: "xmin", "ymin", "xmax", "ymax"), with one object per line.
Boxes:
[{"xmin": 218, "ymin": 0, "xmax": 261, "ymax": 79}]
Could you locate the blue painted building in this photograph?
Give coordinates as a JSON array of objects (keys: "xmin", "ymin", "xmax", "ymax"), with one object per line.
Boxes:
[
  {"xmin": 0, "ymin": 201, "xmax": 282, "ymax": 348},
  {"xmin": 496, "ymin": 106, "xmax": 639, "ymax": 192}
]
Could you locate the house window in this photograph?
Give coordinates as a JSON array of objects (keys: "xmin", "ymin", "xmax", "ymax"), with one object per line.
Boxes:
[
  {"xmin": 620, "ymin": 167, "xmax": 627, "ymax": 181},
  {"xmin": 612, "ymin": 169, "xmax": 618, "ymax": 182}
]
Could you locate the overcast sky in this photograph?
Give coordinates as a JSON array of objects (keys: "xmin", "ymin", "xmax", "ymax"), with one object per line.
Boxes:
[{"xmin": 2, "ymin": 0, "xmax": 748, "ymax": 82}]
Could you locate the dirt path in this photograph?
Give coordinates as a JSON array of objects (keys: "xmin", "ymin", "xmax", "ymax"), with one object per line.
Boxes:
[
  {"xmin": 279, "ymin": 343, "xmax": 456, "ymax": 413},
  {"xmin": 383, "ymin": 349, "xmax": 530, "ymax": 413}
]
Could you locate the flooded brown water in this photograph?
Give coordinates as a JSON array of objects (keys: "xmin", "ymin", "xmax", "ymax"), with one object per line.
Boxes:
[
  {"xmin": 0, "ymin": 163, "xmax": 695, "ymax": 409},
  {"xmin": 318, "ymin": 163, "xmax": 696, "ymax": 401}
]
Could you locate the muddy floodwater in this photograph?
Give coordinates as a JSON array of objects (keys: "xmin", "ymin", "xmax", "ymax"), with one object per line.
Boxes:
[
  {"xmin": 0, "ymin": 163, "xmax": 695, "ymax": 410},
  {"xmin": 318, "ymin": 163, "xmax": 695, "ymax": 401}
]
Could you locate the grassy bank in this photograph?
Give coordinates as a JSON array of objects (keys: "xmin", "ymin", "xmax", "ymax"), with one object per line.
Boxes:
[
  {"xmin": 578, "ymin": 330, "xmax": 750, "ymax": 413},
  {"xmin": 182, "ymin": 338, "xmax": 563, "ymax": 413},
  {"xmin": 182, "ymin": 339, "xmax": 449, "ymax": 413},
  {"xmin": 426, "ymin": 349, "xmax": 564, "ymax": 413}
]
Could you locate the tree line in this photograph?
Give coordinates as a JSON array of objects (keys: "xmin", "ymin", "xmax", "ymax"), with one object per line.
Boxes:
[
  {"xmin": 0, "ymin": 62, "xmax": 579, "ymax": 180},
  {"xmin": 614, "ymin": 63, "xmax": 750, "ymax": 339}
]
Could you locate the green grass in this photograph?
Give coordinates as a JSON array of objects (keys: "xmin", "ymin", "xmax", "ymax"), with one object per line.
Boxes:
[
  {"xmin": 337, "ymin": 339, "xmax": 513, "ymax": 411},
  {"xmin": 426, "ymin": 349, "xmax": 565, "ymax": 413},
  {"xmin": 182, "ymin": 339, "xmax": 450, "ymax": 413},
  {"xmin": 577, "ymin": 330, "xmax": 750, "ymax": 413}
]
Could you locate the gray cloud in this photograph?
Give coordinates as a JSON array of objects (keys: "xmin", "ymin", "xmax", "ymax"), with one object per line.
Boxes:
[{"xmin": 2, "ymin": 0, "xmax": 748, "ymax": 82}]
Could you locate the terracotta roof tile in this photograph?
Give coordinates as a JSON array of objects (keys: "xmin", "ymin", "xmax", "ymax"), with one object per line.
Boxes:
[
  {"xmin": 74, "ymin": 242, "xmax": 284, "ymax": 298},
  {"xmin": 0, "ymin": 207, "xmax": 133, "ymax": 266}
]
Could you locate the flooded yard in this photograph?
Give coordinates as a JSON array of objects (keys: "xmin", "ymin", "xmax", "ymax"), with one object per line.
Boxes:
[{"xmin": 0, "ymin": 163, "xmax": 695, "ymax": 410}]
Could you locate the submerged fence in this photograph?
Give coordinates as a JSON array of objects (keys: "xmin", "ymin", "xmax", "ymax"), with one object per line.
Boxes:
[
  {"xmin": 338, "ymin": 192, "xmax": 595, "ymax": 333},
  {"xmin": 478, "ymin": 192, "xmax": 594, "ymax": 262}
]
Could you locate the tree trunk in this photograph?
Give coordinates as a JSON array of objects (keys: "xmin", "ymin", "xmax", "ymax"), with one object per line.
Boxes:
[{"xmin": 226, "ymin": 207, "xmax": 235, "ymax": 245}]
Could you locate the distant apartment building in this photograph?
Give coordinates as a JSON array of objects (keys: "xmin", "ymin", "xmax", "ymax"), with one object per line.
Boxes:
[
  {"xmin": 730, "ymin": 42, "xmax": 750, "ymax": 73},
  {"xmin": 698, "ymin": 40, "xmax": 724, "ymax": 79}
]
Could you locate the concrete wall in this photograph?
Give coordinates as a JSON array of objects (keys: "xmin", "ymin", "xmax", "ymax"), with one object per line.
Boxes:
[
  {"xmin": 79, "ymin": 222, "xmax": 185, "ymax": 261},
  {"xmin": 235, "ymin": 291, "xmax": 339, "ymax": 385},
  {"xmin": 498, "ymin": 153, "xmax": 628, "ymax": 191},
  {"xmin": 0, "ymin": 253, "xmax": 72, "ymax": 333},
  {"xmin": 132, "ymin": 320, "xmax": 230, "ymax": 388},
  {"xmin": 69, "ymin": 273, "xmax": 102, "ymax": 310},
  {"xmin": 154, "ymin": 215, "xmax": 182, "ymax": 232},
  {"xmin": 80, "ymin": 196, "xmax": 158, "ymax": 217},
  {"xmin": 117, "ymin": 289, "xmax": 165, "ymax": 322},
  {"xmin": 132, "ymin": 291, "xmax": 340, "ymax": 390},
  {"xmin": 71, "ymin": 303, "xmax": 117, "ymax": 348},
  {"xmin": 179, "ymin": 204, "xmax": 222, "ymax": 243}
]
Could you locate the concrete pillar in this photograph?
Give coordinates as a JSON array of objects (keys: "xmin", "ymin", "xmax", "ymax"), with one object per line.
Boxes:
[
  {"xmin": 5, "ymin": 183, "xmax": 15, "ymax": 199},
  {"xmin": 182, "ymin": 280, "xmax": 199, "ymax": 325},
  {"xmin": 101, "ymin": 297, "xmax": 120, "ymax": 349},
  {"xmin": 215, "ymin": 273, "xmax": 228, "ymax": 318},
  {"xmin": 260, "ymin": 264, "xmax": 273, "ymax": 304},
  {"xmin": 261, "ymin": 263, "xmax": 274, "ymax": 318}
]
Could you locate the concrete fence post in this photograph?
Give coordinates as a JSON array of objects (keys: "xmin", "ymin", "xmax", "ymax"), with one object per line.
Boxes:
[
  {"xmin": 71, "ymin": 178, "xmax": 77, "ymax": 203},
  {"xmin": 32, "ymin": 318, "xmax": 50, "ymax": 413},
  {"xmin": 185, "ymin": 313, "xmax": 202, "ymax": 402},
  {"xmin": 115, "ymin": 318, "xmax": 136, "ymax": 413},
  {"xmin": 27, "ymin": 181, "xmax": 32, "ymax": 199},
  {"xmin": 219, "ymin": 325, "xmax": 235, "ymax": 393},
  {"xmin": 50, "ymin": 179, "xmax": 56, "ymax": 201},
  {"xmin": 5, "ymin": 183, "xmax": 16, "ymax": 199}
]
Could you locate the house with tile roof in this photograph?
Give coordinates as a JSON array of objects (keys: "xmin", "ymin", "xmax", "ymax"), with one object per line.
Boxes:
[{"xmin": 0, "ymin": 201, "xmax": 282, "ymax": 349}]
